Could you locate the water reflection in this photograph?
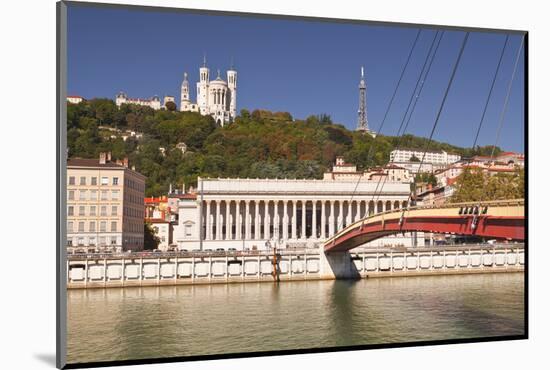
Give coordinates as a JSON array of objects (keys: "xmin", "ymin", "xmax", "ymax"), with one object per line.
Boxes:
[{"xmin": 67, "ymin": 273, "xmax": 524, "ymax": 364}]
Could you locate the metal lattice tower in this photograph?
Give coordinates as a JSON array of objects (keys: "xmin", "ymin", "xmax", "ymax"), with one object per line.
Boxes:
[{"xmin": 357, "ymin": 66, "xmax": 369, "ymax": 132}]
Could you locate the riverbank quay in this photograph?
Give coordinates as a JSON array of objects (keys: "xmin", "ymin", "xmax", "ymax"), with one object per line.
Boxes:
[{"xmin": 66, "ymin": 243, "xmax": 524, "ymax": 289}]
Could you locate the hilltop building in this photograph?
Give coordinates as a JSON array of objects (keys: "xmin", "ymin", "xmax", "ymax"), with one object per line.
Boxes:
[
  {"xmin": 67, "ymin": 95, "xmax": 84, "ymax": 104},
  {"xmin": 180, "ymin": 58, "xmax": 237, "ymax": 126},
  {"xmin": 115, "ymin": 92, "xmax": 162, "ymax": 110},
  {"xmin": 390, "ymin": 149, "xmax": 461, "ymax": 166}
]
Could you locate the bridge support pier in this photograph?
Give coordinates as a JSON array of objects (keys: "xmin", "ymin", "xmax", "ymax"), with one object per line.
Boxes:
[{"xmin": 319, "ymin": 245, "xmax": 360, "ymax": 280}]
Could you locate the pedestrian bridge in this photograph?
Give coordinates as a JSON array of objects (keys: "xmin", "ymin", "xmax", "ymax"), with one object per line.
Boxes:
[{"xmin": 324, "ymin": 199, "xmax": 525, "ymax": 253}]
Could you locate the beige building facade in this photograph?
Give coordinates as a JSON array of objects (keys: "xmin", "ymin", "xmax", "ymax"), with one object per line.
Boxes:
[{"xmin": 67, "ymin": 153, "xmax": 146, "ymax": 252}]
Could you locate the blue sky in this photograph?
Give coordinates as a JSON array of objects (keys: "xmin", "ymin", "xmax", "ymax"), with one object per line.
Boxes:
[{"xmin": 67, "ymin": 4, "xmax": 525, "ymax": 152}]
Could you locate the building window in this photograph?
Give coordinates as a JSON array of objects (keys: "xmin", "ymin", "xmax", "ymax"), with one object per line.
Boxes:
[
  {"xmin": 91, "ymin": 177, "xmax": 97, "ymax": 186},
  {"xmin": 113, "ymin": 177, "xmax": 119, "ymax": 186},
  {"xmin": 111, "ymin": 237, "xmax": 117, "ymax": 245},
  {"xmin": 68, "ymin": 190, "xmax": 75, "ymax": 201},
  {"xmin": 67, "ymin": 221, "xmax": 73, "ymax": 233},
  {"xmin": 111, "ymin": 190, "xmax": 119, "ymax": 200},
  {"xmin": 68, "ymin": 176, "xmax": 75, "ymax": 185},
  {"xmin": 67, "ymin": 238, "xmax": 73, "ymax": 246},
  {"xmin": 78, "ymin": 222, "xmax": 85, "ymax": 232},
  {"xmin": 100, "ymin": 206, "xmax": 107, "ymax": 216},
  {"xmin": 79, "ymin": 206, "xmax": 85, "ymax": 216},
  {"xmin": 77, "ymin": 237, "xmax": 84, "ymax": 246},
  {"xmin": 100, "ymin": 221, "xmax": 107, "ymax": 232},
  {"xmin": 68, "ymin": 206, "xmax": 74, "ymax": 216},
  {"xmin": 89, "ymin": 237, "xmax": 96, "ymax": 246},
  {"xmin": 90, "ymin": 190, "xmax": 97, "ymax": 200},
  {"xmin": 90, "ymin": 206, "xmax": 96, "ymax": 216},
  {"xmin": 80, "ymin": 176, "xmax": 86, "ymax": 185},
  {"xmin": 89, "ymin": 221, "xmax": 96, "ymax": 232},
  {"xmin": 79, "ymin": 190, "xmax": 87, "ymax": 201},
  {"xmin": 111, "ymin": 206, "xmax": 118, "ymax": 216},
  {"xmin": 101, "ymin": 191, "xmax": 108, "ymax": 200},
  {"xmin": 185, "ymin": 224, "xmax": 192, "ymax": 237},
  {"xmin": 99, "ymin": 237, "xmax": 106, "ymax": 246},
  {"xmin": 101, "ymin": 177, "xmax": 109, "ymax": 185},
  {"xmin": 111, "ymin": 221, "xmax": 117, "ymax": 232}
]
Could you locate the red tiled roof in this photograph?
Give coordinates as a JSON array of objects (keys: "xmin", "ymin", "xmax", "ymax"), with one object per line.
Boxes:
[
  {"xmin": 385, "ymin": 164, "xmax": 406, "ymax": 170},
  {"xmin": 145, "ymin": 218, "xmax": 170, "ymax": 224}
]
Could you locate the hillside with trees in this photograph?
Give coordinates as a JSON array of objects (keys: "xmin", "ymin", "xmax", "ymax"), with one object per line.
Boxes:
[{"xmin": 67, "ymin": 98, "xmax": 503, "ymax": 196}]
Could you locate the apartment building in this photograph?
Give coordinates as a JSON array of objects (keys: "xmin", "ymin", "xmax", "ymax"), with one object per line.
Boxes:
[{"xmin": 67, "ymin": 152, "xmax": 146, "ymax": 252}]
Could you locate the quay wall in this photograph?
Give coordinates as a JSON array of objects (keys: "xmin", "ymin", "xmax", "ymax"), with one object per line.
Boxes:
[{"xmin": 67, "ymin": 244, "xmax": 524, "ymax": 289}]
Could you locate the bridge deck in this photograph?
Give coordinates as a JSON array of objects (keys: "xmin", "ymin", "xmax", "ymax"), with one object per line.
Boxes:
[{"xmin": 324, "ymin": 199, "xmax": 525, "ymax": 253}]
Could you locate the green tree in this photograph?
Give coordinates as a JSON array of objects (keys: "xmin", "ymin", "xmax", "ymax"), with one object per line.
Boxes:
[
  {"xmin": 165, "ymin": 101, "xmax": 177, "ymax": 111},
  {"xmin": 144, "ymin": 223, "xmax": 160, "ymax": 250}
]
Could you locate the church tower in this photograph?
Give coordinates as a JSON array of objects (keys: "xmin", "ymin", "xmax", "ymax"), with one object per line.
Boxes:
[
  {"xmin": 180, "ymin": 72, "xmax": 190, "ymax": 111},
  {"xmin": 197, "ymin": 56, "xmax": 210, "ymax": 115},
  {"xmin": 227, "ymin": 63, "xmax": 237, "ymax": 121}
]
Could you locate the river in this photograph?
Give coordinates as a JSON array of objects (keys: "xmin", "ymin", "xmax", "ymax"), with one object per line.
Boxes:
[{"xmin": 67, "ymin": 272, "xmax": 525, "ymax": 364}]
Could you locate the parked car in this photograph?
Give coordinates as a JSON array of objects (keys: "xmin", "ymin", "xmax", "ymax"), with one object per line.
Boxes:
[
  {"xmin": 228, "ymin": 248, "xmax": 237, "ymax": 252},
  {"xmin": 216, "ymin": 248, "xmax": 225, "ymax": 252}
]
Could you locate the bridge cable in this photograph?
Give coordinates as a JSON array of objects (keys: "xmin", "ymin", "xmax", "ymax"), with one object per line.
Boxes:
[
  {"xmin": 489, "ymin": 36, "xmax": 524, "ymax": 160},
  {"xmin": 454, "ymin": 34, "xmax": 509, "ymax": 204},
  {"xmin": 330, "ymin": 29, "xmax": 422, "ymax": 240},
  {"xmin": 401, "ymin": 32, "xmax": 470, "ymax": 213},
  {"xmin": 471, "ymin": 35, "xmax": 510, "ymax": 152},
  {"xmin": 479, "ymin": 35, "xmax": 525, "ymax": 201},
  {"xmin": 369, "ymin": 30, "xmax": 443, "ymax": 208}
]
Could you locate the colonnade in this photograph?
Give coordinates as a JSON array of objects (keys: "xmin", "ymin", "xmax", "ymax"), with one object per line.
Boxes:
[{"xmin": 201, "ymin": 199, "xmax": 408, "ymax": 241}]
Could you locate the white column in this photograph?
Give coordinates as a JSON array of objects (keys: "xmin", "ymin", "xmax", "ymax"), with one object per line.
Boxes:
[
  {"xmin": 236, "ymin": 201, "xmax": 241, "ymax": 240},
  {"xmin": 273, "ymin": 200, "xmax": 279, "ymax": 241},
  {"xmin": 338, "ymin": 201, "xmax": 344, "ymax": 232},
  {"xmin": 245, "ymin": 200, "xmax": 251, "ymax": 240},
  {"xmin": 321, "ymin": 201, "xmax": 326, "ymax": 239},
  {"xmin": 346, "ymin": 201, "xmax": 352, "ymax": 227},
  {"xmin": 292, "ymin": 200, "xmax": 297, "ymax": 240},
  {"xmin": 254, "ymin": 200, "xmax": 260, "ymax": 239},
  {"xmin": 216, "ymin": 201, "xmax": 222, "ymax": 240},
  {"xmin": 264, "ymin": 201, "xmax": 270, "ymax": 240},
  {"xmin": 283, "ymin": 201, "xmax": 289, "ymax": 241},
  {"xmin": 301, "ymin": 200, "xmax": 306, "ymax": 240},
  {"xmin": 225, "ymin": 201, "xmax": 231, "ymax": 240},
  {"xmin": 329, "ymin": 201, "xmax": 335, "ymax": 237},
  {"xmin": 312, "ymin": 201, "xmax": 317, "ymax": 239},
  {"xmin": 205, "ymin": 200, "xmax": 211, "ymax": 240}
]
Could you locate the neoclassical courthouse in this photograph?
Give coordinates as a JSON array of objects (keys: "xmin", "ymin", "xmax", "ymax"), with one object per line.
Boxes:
[{"xmin": 174, "ymin": 158, "xmax": 423, "ymax": 251}]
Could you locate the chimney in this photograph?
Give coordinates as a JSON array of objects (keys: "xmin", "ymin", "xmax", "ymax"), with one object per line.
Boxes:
[
  {"xmin": 169, "ymin": 183, "xmax": 173, "ymax": 194},
  {"xmin": 99, "ymin": 152, "xmax": 107, "ymax": 164},
  {"xmin": 182, "ymin": 182, "xmax": 185, "ymax": 194},
  {"xmin": 106, "ymin": 152, "xmax": 112, "ymax": 162},
  {"xmin": 123, "ymin": 157, "xmax": 129, "ymax": 168}
]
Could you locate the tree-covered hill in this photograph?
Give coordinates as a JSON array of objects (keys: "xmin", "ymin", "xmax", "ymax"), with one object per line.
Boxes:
[{"xmin": 67, "ymin": 98, "xmax": 501, "ymax": 196}]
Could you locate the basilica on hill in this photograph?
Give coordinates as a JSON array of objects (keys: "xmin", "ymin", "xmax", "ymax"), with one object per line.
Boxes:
[{"xmin": 180, "ymin": 57, "xmax": 237, "ymax": 126}]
